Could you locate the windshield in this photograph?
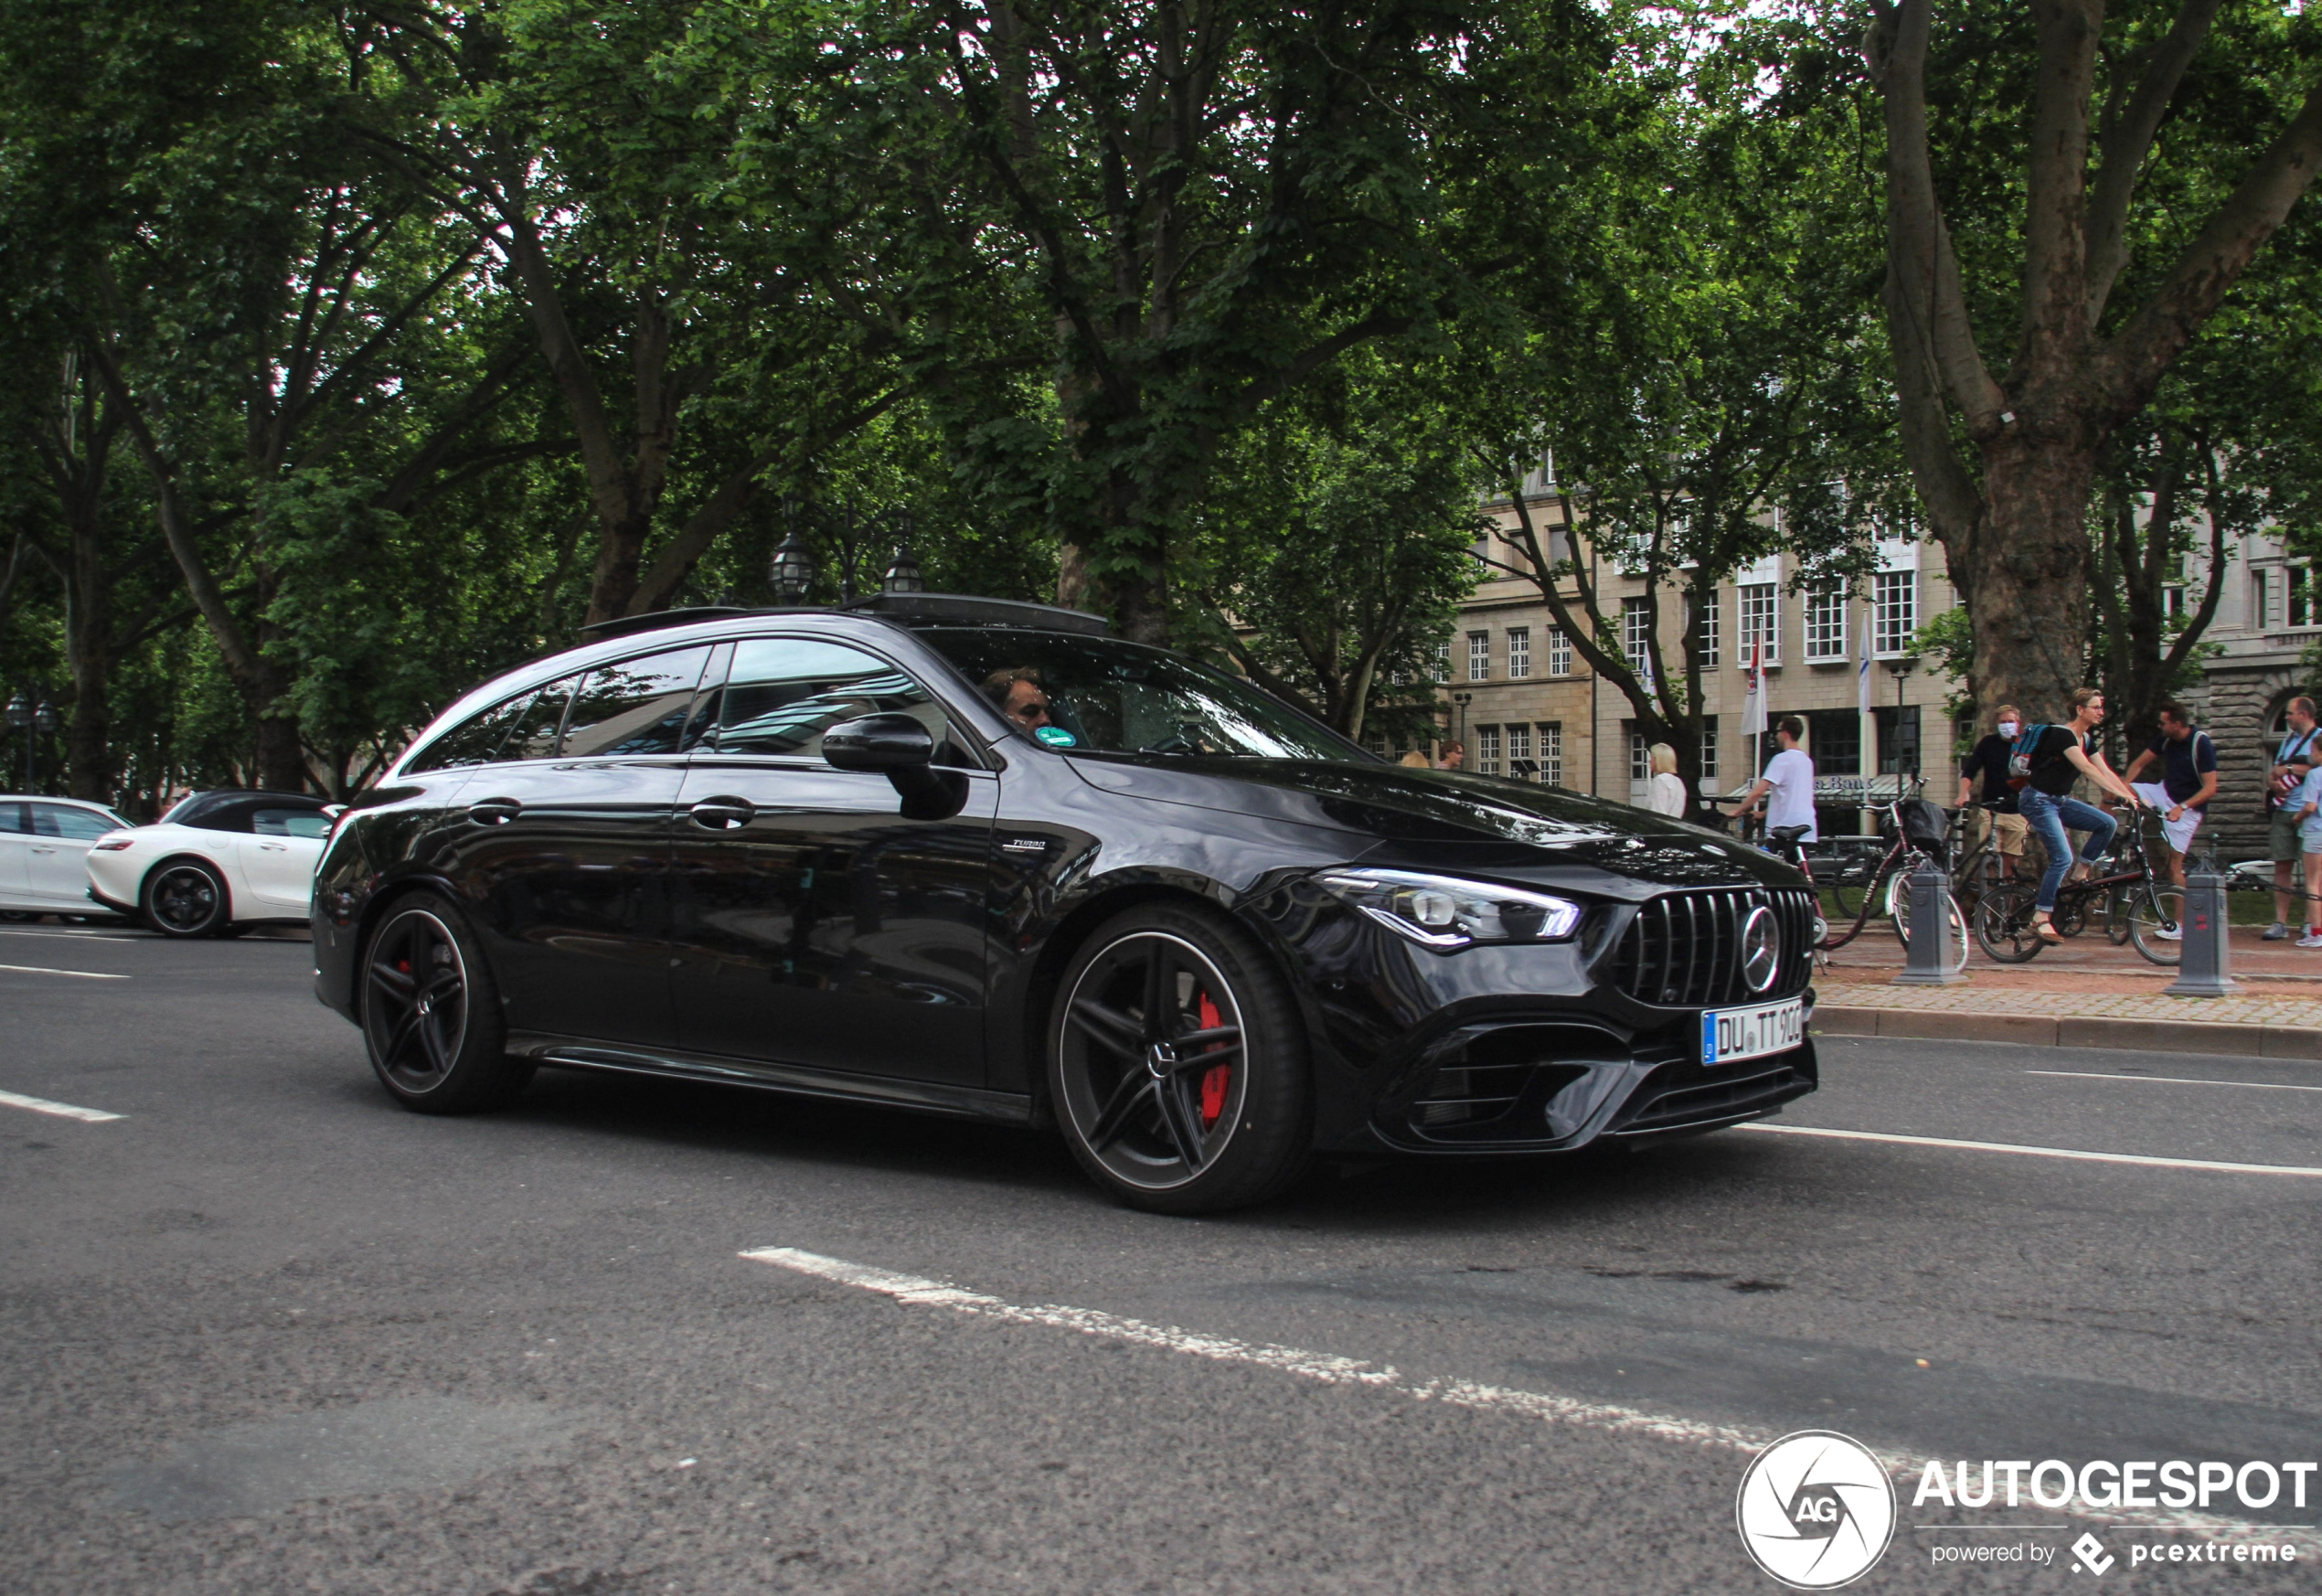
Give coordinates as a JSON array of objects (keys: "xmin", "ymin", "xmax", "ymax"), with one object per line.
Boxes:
[{"xmin": 915, "ymin": 627, "xmax": 1368, "ymax": 761}]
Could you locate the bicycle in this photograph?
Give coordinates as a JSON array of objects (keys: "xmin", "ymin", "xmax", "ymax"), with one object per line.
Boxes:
[
  {"xmin": 1971, "ymin": 803, "xmax": 2182, "ymax": 964},
  {"xmin": 1755, "ymin": 779, "xmax": 1968, "ymax": 972}
]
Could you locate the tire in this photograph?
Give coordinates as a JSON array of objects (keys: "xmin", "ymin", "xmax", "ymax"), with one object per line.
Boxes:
[
  {"xmin": 142, "ymin": 858, "xmax": 232, "ymax": 938},
  {"xmin": 358, "ymin": 892, "xmax": 527, "ymax": 1113},
  {"xmin": 1047, "ymin": 901, "xmax": 1311, "ymax": 1215},
  {"xmin": 2128, "ymin": 886, "xmax": 2188, "ymax": 967},
  {"xmin": 2104, "ymin": 888, "xmax": 2135, "ymax": 945},
  {"xmin": 1888, "ymin": 872, "xmax": 1969, "ymax": 972},
  {"xmin": 1973, "ymin": 884, "xmax": 2046, "ymax": 963}
]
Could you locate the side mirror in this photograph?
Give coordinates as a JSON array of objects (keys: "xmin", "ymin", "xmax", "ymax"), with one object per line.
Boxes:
[
  {"xmin": 822, "ymin": 713, "xmax": 934, "ymax": 772},
  {"xmin": 823, "ymin": 712, "xmax": 966, "ymax": 820}
]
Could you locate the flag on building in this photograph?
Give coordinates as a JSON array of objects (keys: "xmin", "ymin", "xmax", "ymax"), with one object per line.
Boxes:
[
  {"xmin": 1857, "ymin": 632, "xmax": 1873, "ymax": 717},
  {"xmin": 1742, "ymin": 640, "xmax": 1767, "ymax": 737}
]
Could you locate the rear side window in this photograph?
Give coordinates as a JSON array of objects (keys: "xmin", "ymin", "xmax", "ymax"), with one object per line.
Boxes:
[
  {"xmin": 250, "ymin": 808, "xmax": 332, "ymax": 839},
  {"xmin": 410, "ymin": 676, "xmax": 579, "ymax": 772},
  {"xmin": 32, "ymin": 804, "xmax": 123, "ymax": 840},
  {"xmin": 562, "ymin": 646, "xmax": 713, "ymax": 759},
  {"xmin": 702, "ymin": 638, "xmax": 952, "ymax": 761}
]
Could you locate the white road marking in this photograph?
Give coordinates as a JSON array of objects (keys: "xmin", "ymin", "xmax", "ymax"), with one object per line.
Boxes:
[
  {"xmin": 1738, "ymin": 1123, "xmax": 2322, "ymax": 1177},
  {"xmin": 0, "ymin": 929, "xmax": 143, "ymax": 942},
  {"xmin": 740, "ymin": 1247, "xmax": 2279, "ymax": 1537},
  {"xmin": 0, "ymin": 963, "xmax": 129, "ymax": 980},
  {"xmin": 0, "ymin": 1088, "xmax": 122, "ymax": 1123},
  {"xmin": 2029, "ymin": 1069, "xmax": 2322, "ymax": 1094}
]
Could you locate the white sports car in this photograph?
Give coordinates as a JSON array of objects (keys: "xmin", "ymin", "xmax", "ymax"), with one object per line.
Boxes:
[
  {"xmin": 85, "ymin": 790, "xmax": 339, "ymax": 937},
  {"xmin": 0, "ymin": 795, "xmax": 134, "ymax": 920}
]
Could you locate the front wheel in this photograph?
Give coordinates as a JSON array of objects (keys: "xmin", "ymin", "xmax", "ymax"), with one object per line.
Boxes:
[
  {"xmin": 1974, "ymin": 884, "xmax": 2046, "ymax": 963},
  {"xmin": 2128, "ymin": 886, "xmax": 2188, "ymax": 966},
  {"xmin": 1048, "ymin": 902, "xmax": 1311, "ymax": 1215},
  {"xmin": 358, "ymin": 893, "xmax": 527, "ymax": 1113}
]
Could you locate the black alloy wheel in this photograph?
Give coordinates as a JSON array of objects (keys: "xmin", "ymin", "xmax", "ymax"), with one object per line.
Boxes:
[
  {"xmin": 359, "ymin": 893, "xmax": 525, "ymax": 1113},
  {"xmin": 1049, "ymin": 903, "xmax": 1310, "ymax": 1215},
  {"xmin": 143, "ymin": 859, "xmax": 231, "ymax": 938}
]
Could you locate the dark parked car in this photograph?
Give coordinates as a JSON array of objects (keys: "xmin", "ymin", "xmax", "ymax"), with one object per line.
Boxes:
[{"xmin": 313, "ymin": 594, "xmax": 1817, "ymax": 1213}]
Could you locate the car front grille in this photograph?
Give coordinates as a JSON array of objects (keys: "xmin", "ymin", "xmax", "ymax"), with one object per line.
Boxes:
[{"xmin": 1604, "ymin": 888, "xmax": 1816, "ymax": 1009}]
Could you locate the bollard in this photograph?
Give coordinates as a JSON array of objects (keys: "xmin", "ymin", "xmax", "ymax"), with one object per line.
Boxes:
[
  {"xmin": 1891, "ymin": 856, "xmax": 1966, "ymax": 985},
  {"xmin": 2163, "ymin": 863, "xmax": 2238, "ymax": 997}
]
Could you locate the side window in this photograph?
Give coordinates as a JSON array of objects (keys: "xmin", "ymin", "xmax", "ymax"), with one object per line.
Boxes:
[
  {"xmin": 411, "ymin": 676, "xmax": 576, "ymax": 771},
  {"xmin": 33, "ymin": 804, "xmax": 123, "ymax": 841},
  {"xmin": 562, "ymin": 646, "xmax": 714, "ymax": 760},
  {"xmin": 708, "ymin": 638, "xmax": 952, "ymax": 761},
  {"xmin": 0, "ymin": 802, "xmax": 31, "ymax": 835},
  {"xmin": 250, "ymin": 807, "xmax": 332, "ymax": 839}
]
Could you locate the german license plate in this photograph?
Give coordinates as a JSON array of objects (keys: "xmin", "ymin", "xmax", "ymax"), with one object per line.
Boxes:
[{"xmin": 1701, "ymin": 997, "xmax": 1805, "ymax": 1066}]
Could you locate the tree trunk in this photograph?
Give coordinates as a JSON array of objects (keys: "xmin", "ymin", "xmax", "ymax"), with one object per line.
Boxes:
[
  {"xmin": 62, "ymin": 516, "xmax": 115, "ymax": 803},
  {"xmin": 1948, "ymin": 440, "xmax": 2100, "ymax": 722}
]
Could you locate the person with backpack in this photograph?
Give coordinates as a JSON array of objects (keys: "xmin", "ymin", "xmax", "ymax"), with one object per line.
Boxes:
[
  {"xmin": 2263, "ymin": 697, "xmax": 2320, "ymax": 940},
  {"xmin": 2011, "ymin": 687, "xmax": 2144, "ymax": 944},
  {"xmin": 2121, "ymin": 701, "xmax": 2219, "ymax": 899}
]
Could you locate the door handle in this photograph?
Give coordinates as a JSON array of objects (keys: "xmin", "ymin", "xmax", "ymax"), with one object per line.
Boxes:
[
  {"xmin": 466, "ymin": 798, "xmax": 522, "ymax": 826},
  {"xmin": 29, "ymin": 846, "xmax": 57, "ymax": 855},
  {"xmin": 258, "ymin": 842, "xmax": 289, "ymax": 852},
  {"xmin": 688, "ymin": 796, "xmax": 756, "ymax": 830}
]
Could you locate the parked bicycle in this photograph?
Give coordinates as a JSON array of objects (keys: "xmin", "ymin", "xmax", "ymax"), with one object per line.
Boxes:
[
  {"xmin": 1972, "ymin": 803, "xmax": 2182, "ymax": 964},
  {"xmin": 1757, "ymin": 779, "xmax": 1968, "ymax": 971}
]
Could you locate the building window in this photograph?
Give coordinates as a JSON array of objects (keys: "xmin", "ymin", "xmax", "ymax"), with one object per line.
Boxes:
[
  {"xmin": 1623, "ymin": 599, "xmax": 1654, "ymax": 683},
  {"xmin": 1361, "ymin": 732, "xmax": 1387, "ymax": 758},
  {"xmin": 1538, "ymin": 722, "xmax": 1563, "ymax": 787},
  {"xmin": 1804, "ymin": 708, "xmax": 1859, "ymax": 776},
  {"xmin": 1506, "ymin": 722, "xmax": 1532, "ymax": 779},
  {"xmin": 1739, "ymin": 583, "xmax": 1781, "ymax": 665},
  {"xmin": 2292, "ymin": 567, "xmax": 2319, "ymax": 630},
  {"xmin": 1694, "ymin": 595, "xmax": 1720, "ymax": 670},
  {"xmin": 1872, "ymin": 569, "xmax": 1917, "ymax": 656},
  {"xmin": 2163, "ymin": 585, "xmax": 2186, "ymax": 622},
  {"xmin": 1476, "ymin": 724, "xmax": 1502, "ymax": 775},
  {"xmin": 1507, "ymin": 627, "xmax": 1531, "ymax": 679},
  {"xmin": 1699, "ymin": 714, "xmax": 1720, "ymax": 782},
  {"xmin": 1629, "ymin": 729, "xmax": 1650, "ymax": 782},
  {"xmin": 1875, "ymin": 704, "xmax": 1923, "ymax": 774},
  {"xmin": 1432, "ymin": 640, "xmax": 1451, "ymax": 683},
  {"xmin": 1804, "ymin": 581, "xmax": 1847, "ymax": 661},
  {"xmin": 1468, "ymin": 632, "xmax": 1491, "ymax": 682},
  {"xmin": 1547, "ymin": 626, "xmax": 1572, "ymax": 677}
]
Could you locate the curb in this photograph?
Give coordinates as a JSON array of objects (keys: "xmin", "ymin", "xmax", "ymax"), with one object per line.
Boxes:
[{"xmin": 1812, "ymin": 1005, "xmax": 2322, "ymax": 1059}]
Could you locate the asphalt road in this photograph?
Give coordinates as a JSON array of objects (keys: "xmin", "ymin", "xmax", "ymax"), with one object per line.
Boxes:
[{"xmin": 4, "ymin": 923, "xmax": 2318, "ymax": 1594}]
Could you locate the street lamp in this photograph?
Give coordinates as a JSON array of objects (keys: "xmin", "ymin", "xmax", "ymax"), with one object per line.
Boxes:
[
  {"xmin": 768, "ymin": 495, "xmax": 921, "ymax": 606},
  {"xmin": 1885, "ymin": 655, "xmax": 1919, "ymax": 784},
  {"xmin": 1452, "ymin": 691, "xmax": 1474, "ymax": 751},
  {"xmin": 5, "ymin": 685, "xmax": 60, "ymax": 793}
]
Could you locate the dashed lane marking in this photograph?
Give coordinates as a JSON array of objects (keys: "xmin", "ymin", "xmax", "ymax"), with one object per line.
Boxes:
[
  {"xmin": 0, "ymin": 1088, "xmax": 123, "ymax": 1123},
  {"xmin": 0, "ymin": 963, "xmax": 129, "ymax": 979},
  {"xmin": 1738, "ymin": 1122, "xmax": 2322, "ymax": 1177},
  {"xmin": 738, "ymin": 1247, "xmax": 2281, "ymax": 1537},
  {"xmin": 2029, "ymin": 1069, "xmax": 2322, "ymax": 1094}
]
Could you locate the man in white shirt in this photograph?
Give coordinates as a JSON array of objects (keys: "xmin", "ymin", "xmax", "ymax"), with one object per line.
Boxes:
[{"xmin": 1741, "ymin": 717, "xmax": 1817, "ymax": 844}]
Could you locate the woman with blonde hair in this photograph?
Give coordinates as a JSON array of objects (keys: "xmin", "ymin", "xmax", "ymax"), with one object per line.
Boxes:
[
  {"xmin": 1646, "ymin": 743, "xmax": 1686, "ymax": 816},
  {"xmin": 1398, "ymin": 750, "xmax": 1432, "ymax": 769}
]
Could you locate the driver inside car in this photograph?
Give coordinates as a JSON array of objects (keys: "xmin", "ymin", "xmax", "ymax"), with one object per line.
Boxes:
[{"xmin": 984, "ymin": 666, "xmax": 1056, "ymax": 732}]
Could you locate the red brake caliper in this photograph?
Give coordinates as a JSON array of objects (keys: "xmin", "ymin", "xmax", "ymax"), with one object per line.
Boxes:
[{"xmin": 1197, "ymin": 994, "xmax": 1230, "ymax": 1129}]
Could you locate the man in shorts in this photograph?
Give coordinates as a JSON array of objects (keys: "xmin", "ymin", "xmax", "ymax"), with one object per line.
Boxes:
[
  {"xmin": 2121, "ymin": 700, "xmax": 2219, "ymax": 894},
  {"xmin": 2264, "ymin": 697, "xmax": 2320, "ymax": 939}
]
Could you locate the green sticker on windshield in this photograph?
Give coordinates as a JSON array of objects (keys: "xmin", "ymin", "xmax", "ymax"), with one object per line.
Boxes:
[{"xmin": 1035, "ymin": 725, "xmax": 1077, "ymax": 748}]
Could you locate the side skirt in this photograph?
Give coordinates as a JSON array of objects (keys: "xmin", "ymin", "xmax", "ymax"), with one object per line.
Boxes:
[{"xmin": 504, "ymin": 1033, "xmax": 1038, "ymax": 1127}]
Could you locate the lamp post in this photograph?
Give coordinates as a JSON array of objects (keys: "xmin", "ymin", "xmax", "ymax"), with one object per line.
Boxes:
[
  {"xmin": 1451, "ymin": 691, "xmax": 1473, "ymax": 753},
  {"xmin": 768, "ymin": 496, "xmax": 922, "ymax": 605},
  {"xmin": 5, "ymin": 685, "xmax": 60, "ymax": 793},
  {"xmin": 1884, "ymin": 655, "xmax": 1919, "ymax": 787}
]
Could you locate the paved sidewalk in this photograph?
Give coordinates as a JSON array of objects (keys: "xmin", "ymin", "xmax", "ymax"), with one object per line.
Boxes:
[{"xmin": 1810, "ymin": 926, "xmax": 2322, "ymax": 1058}]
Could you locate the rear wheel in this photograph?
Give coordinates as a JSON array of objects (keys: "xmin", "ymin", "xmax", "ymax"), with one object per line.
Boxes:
[
  {"xmin": 359, "ymin": 893, "xmax": 527, "ymax": 1113},
  {"xmin": 1048, "ymin": 902, "xmax": 1310, "ymax": 1215},
  {"xmin": 1973, "ymin": 884, "xmax": 2046, "ymax": 963},
  {"xmin": 143, "ymin": 859, "xmax": 230, "ymax": 938}
]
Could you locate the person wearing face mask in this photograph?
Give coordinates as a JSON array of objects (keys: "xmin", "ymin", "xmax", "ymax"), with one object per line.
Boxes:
[{"xmin": 1957, "ymin": 703, "xmax": 2029, "ymax": 884}]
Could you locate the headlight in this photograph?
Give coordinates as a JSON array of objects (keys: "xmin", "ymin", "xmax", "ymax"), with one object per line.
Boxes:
[
  {"xmin": 91, "ymin": 836, "xmax": 137, "ymax": 851},
  {"xmin": 1315, "ymin": 868, "xmax": 1584, "ymax": 951}
]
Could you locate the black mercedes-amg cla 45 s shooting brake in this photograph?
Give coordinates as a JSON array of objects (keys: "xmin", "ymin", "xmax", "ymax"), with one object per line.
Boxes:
[{"xmin": 313, "ymin": 593, "xmax": 1818, "ymax": 1213}]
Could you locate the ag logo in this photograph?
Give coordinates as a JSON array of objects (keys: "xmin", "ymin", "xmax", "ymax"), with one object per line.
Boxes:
[{"xmin": 1736, "ymin": 1430, "xmax": 1896, "ymax": 1589}]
